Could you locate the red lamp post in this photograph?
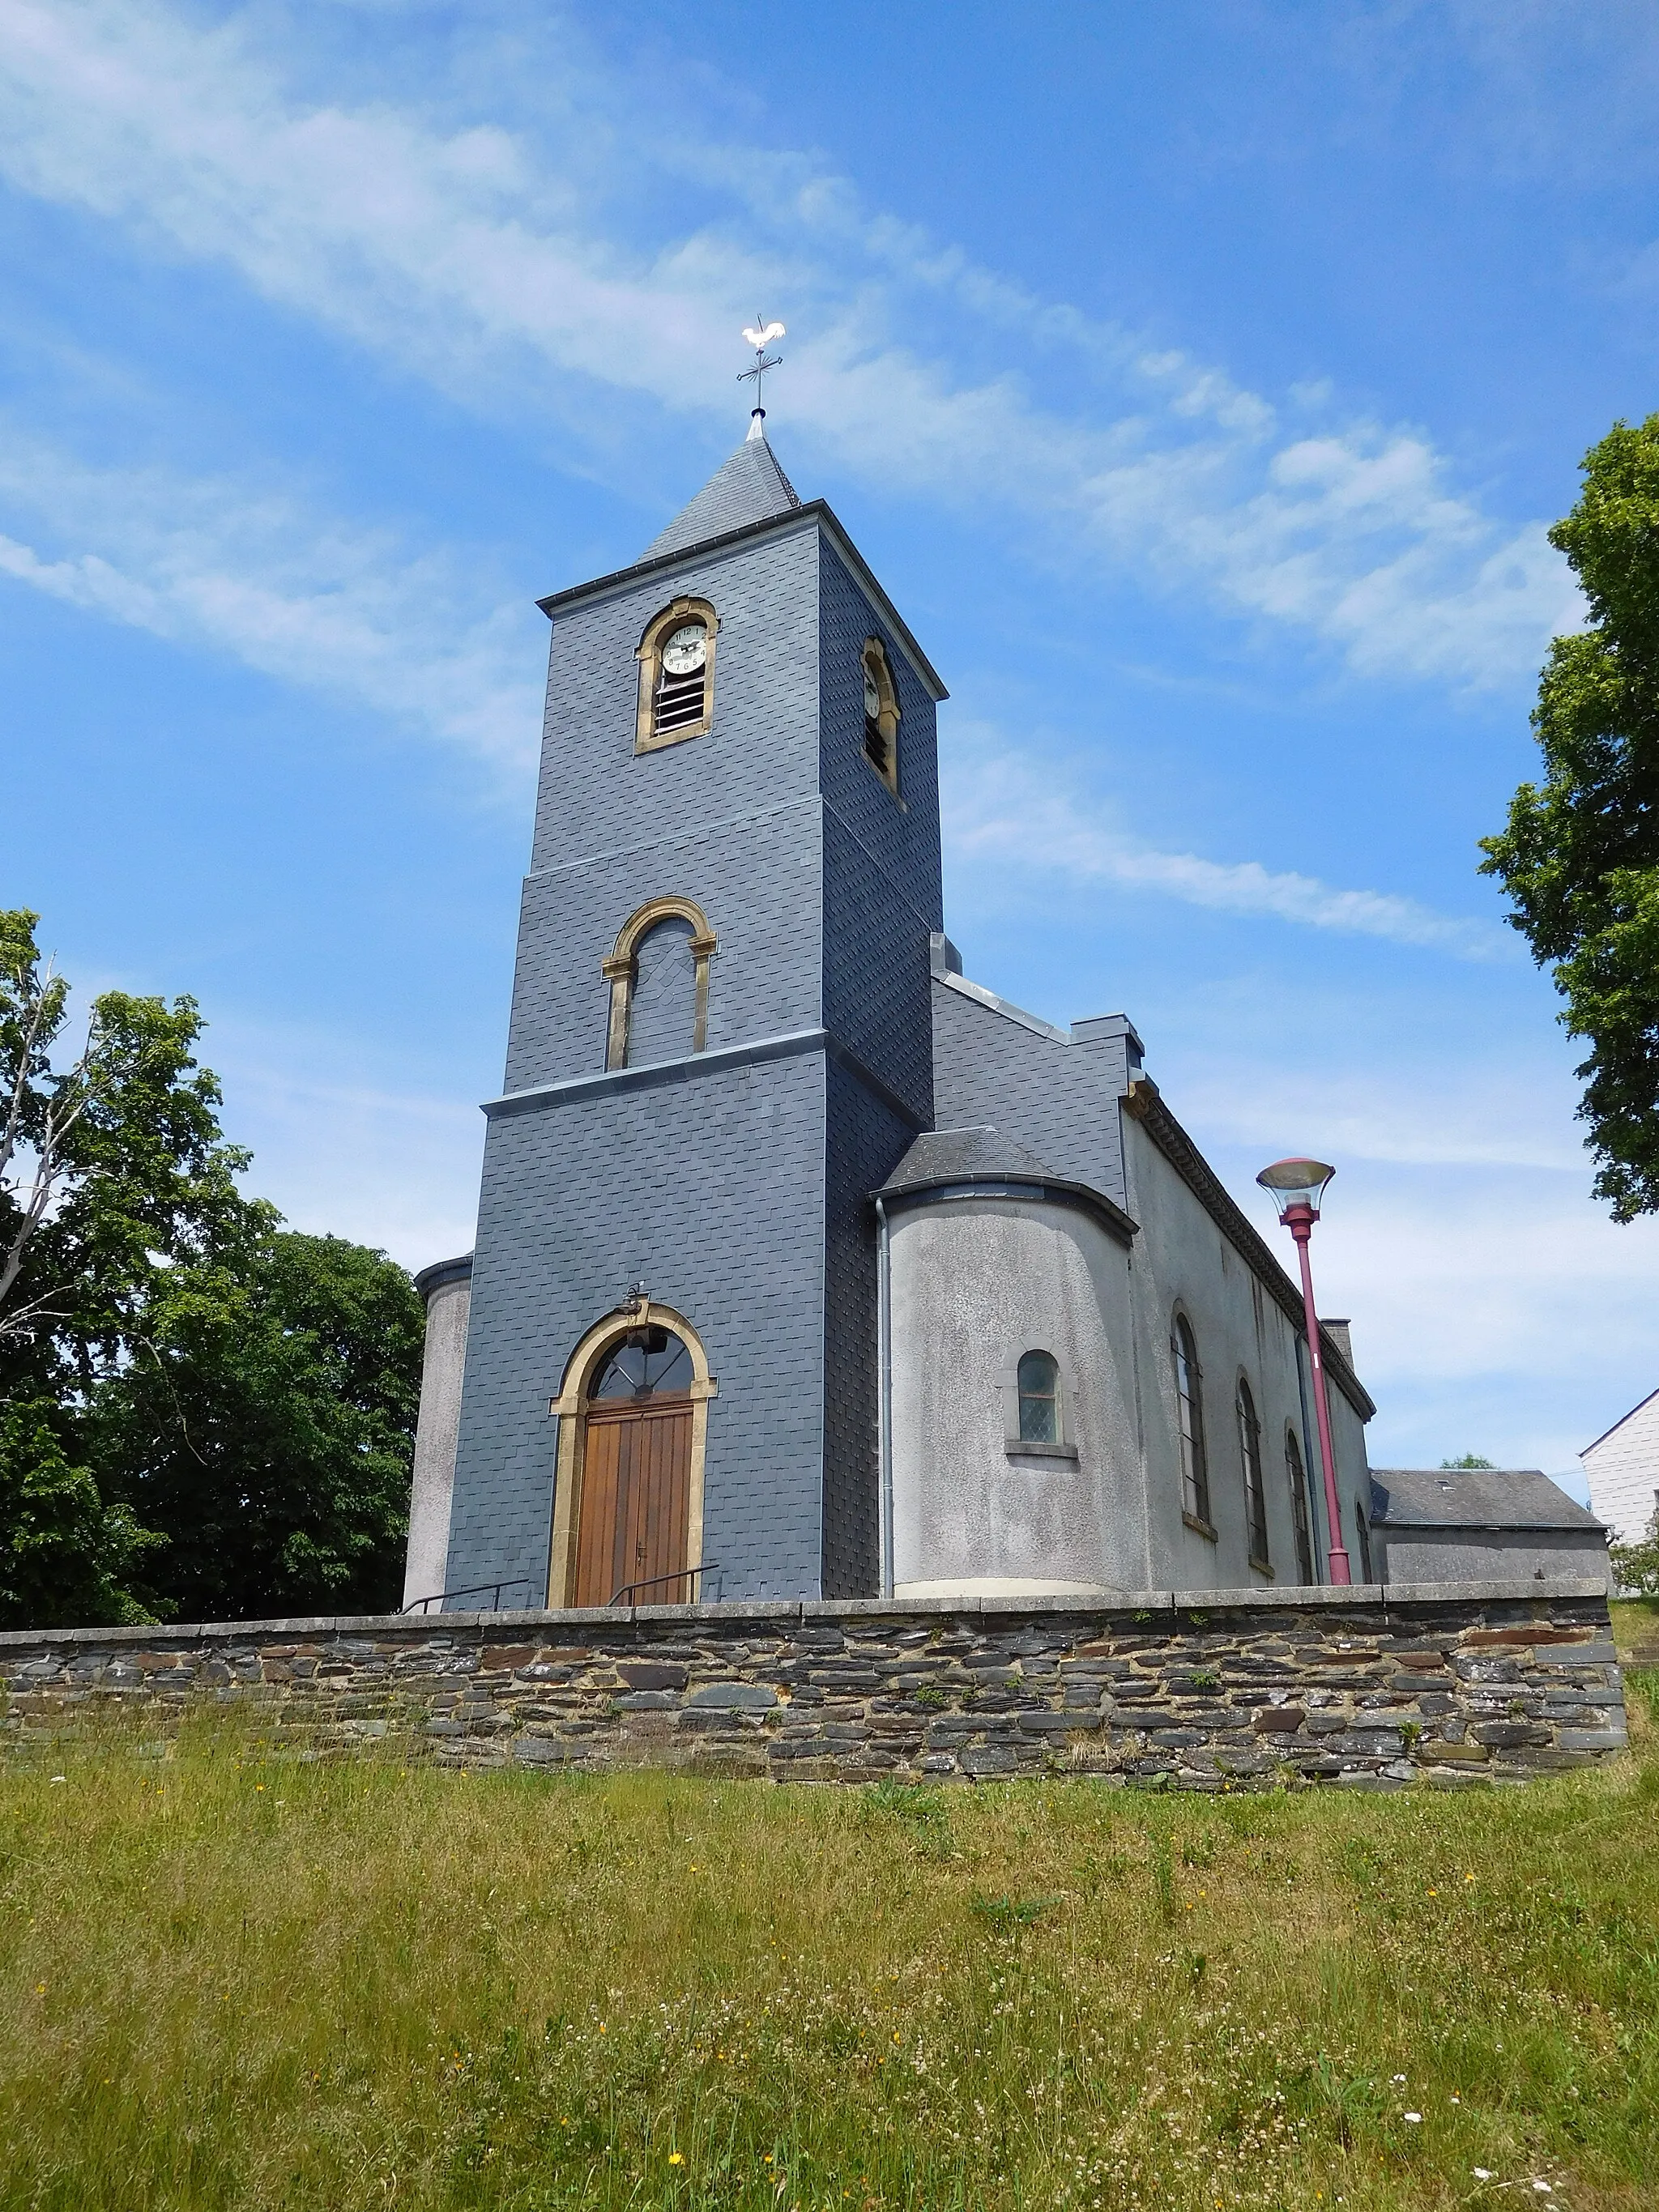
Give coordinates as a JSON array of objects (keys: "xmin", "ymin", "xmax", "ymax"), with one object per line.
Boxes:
[{"xmin": 1256, "ymin": 1157, "xmax": 1352, "ymax": 1586}]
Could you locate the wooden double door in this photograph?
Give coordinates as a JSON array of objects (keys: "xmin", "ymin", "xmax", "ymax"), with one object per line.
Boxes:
[{"xmin": 571, "ymin": 1393, "xmax": 693, "ymax": 1607}]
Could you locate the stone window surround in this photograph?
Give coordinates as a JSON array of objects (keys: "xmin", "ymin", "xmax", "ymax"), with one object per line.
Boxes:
[
  {"xmin": 601, "ymin": 896, "xmax": 718, "ymax": 1072},
  {"xmin": 635, "ymin": 596, "xmax": 720, "ymax": 753}
]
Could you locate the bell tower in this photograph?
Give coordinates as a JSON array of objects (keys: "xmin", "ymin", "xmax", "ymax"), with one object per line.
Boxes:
[{"xmin": 439, "ymin": 411, "xmax": 947, "ymax": 1605}]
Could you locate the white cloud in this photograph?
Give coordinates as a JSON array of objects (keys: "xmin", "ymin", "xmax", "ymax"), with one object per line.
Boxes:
[
  {"xmin": 0, "ymin": 431, "xmax": 541, "ymax": 763},
  {"xmin": 209, "ymin": 1021, "xmax": 485, "ymax": 1269},
  {"xmin": 0, "ymin": 0, "xmax": 1582, "ymax": 690},
  {"xmin": 943, "ymin": 737, "xmax": 1503, "ymax": 956}
]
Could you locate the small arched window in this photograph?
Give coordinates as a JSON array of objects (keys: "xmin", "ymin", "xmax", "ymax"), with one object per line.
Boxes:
[
  {"xmin": 1237, "ymin": 1378, "xmax": 1269, "ymax": 1571},
  {"xmin": 1286, "ymin": 1426, "xmax": 1314, "ymax": 1584},
  {"xmin": 635, "ymin": 599, "xmax": 719, "ymax": 752},
  {"xmin": 861, "ymin": 638, "xmax": 901, "ymax": 793},
  {"xmin": 1016, "ymin": 1350, "xmax": 1060, "ymax": 1443},
  {"xmin": 1171, "ymin": 1314, "xmax": 1210, "ymax": 1529}
]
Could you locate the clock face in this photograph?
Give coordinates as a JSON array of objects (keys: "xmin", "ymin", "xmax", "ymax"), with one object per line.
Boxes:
[
  {"xmin": 863, "ymin": 667, "xmax": 881, "ymax": 719},
  {"xmin": 662, "ymin": 624, "xmax": 707, "ymax": 676}
]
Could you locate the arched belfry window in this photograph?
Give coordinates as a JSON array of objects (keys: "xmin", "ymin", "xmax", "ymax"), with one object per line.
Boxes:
[
  {"xmin": 636, "ymin": 598, "xmax": 719, "ymax": 753},
  {"xmin": 861, "ymin": 637, "xmax": 901, "ymax": 793},
  {"xmin": 1016, "ymin": 1350, "xmax": 1060, "ymax": 1443},
  {"xmin": 1237, "ymin": 1377, "xmax": 1270, "ymax": 1571},
  {"xmin": 602, "ymin": 897, "xmax": 716, "ymax": 1070},
  {"xmin": 1171, "ymin": 1313, "xmax": 1211, "ymax": 1532}
]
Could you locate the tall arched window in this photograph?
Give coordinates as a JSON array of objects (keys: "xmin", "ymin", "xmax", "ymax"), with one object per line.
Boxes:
[
  {"xmin": 1286, "ymin": 1426, "xmax": 1314, "ymax": 1583},
  {"xmin": 1237, "ymin": 1378, "xmax": 1269, "ymax": 1570},
  {"xmin": 602, "ymin": 897, "xmax": 716, "ymax": 1070},
  {"xmin": 861, "ymin": 637, "xmax": 901, "ymax": 793},
  {"xmin": 635, "ymin": 598, "xmax": 719, "ymax": 752},
  {"xmin": 1355, "ymin": 1501, "xmax": 1375, "ymax": 1584},
  {"xmin": 1171, "ymin": 1314, "xmax": 1210, "ymax": 1529},
  {"xmin": 1016, "ymin": 1350, "xmax": 1060, "ymax": 1443}
]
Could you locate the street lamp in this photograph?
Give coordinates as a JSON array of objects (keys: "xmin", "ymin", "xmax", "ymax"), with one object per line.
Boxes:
[{"xmin": 1256, "ymin": 1157, "xmax": 1353, "ymax": 1586}]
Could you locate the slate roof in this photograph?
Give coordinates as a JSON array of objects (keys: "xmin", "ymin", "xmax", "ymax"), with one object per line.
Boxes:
[
  {"xmin": 876, "ymin": 1127, "xmax": 1139, "ymax": 1244},
  {"xmin": 639, "ymin": 423, "xmax": 802, "ymax": 560},
  {"xmin": 1368, "ymin": 1468, "xmax": 1605, "ymax": 1532},
  {"xmin": 878, "ymin": 1125, "xmax": 1065, "ymax": 1194}
]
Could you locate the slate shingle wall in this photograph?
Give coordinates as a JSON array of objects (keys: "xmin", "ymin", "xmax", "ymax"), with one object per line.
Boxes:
[
  {"xmin": 450, "ymin": 513, "xmax": 947, "ymax": 1606},
  {"xmin": 447, "ymin": 1047, "xmax": 830, "ymax": 1605},
  {"xmin": 931, "ymin": 981, "xmax": 1131, "ymax": 1205}
]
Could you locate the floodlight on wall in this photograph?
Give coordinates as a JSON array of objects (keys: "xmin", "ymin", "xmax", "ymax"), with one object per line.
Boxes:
[{"xmin": 1256, "ymin": 1155, "xmax": 1352, "ymax": 1585}]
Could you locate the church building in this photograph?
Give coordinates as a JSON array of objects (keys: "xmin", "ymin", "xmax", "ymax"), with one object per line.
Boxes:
[{"xmin": 403, "ymin": 407, "xmax": 1383, "ymax": 1613}]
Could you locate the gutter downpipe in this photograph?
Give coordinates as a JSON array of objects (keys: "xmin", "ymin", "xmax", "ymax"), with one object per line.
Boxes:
[{"xmin": 876, "ymin": 1196, "xmax": 895, "ymax": 1599}]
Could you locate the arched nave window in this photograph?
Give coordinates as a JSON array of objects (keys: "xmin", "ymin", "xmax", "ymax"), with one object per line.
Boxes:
[
  {"xmin": 1286, "ymin": 1425, "xmax": 1315, "ymax": 1584},
  {"xmin": 1171, "ymin": 1313, "xmax": 1211, "ymax": 1532},
  {"xmin": 1237, "ymin": 1377, "xmax": 1270, "ymax": 1572}
]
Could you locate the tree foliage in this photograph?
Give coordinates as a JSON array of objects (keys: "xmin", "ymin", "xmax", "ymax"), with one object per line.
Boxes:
[
  {"xmin": 0, "ymin": 911, "xmax": 424, "ymax": 1627},
  {"xmin": 91, "ymin": 1234, "xmax": 424, "ymax": 1622},
  {"xmin": 1481, "ymin": 415, "xmax": 1659, "ymax": 1219}
]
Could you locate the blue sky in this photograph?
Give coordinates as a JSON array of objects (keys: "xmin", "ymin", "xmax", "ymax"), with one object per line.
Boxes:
[{"xmin": 4, "ymin": 0, "xmax": 1659, "ymax": 1492}]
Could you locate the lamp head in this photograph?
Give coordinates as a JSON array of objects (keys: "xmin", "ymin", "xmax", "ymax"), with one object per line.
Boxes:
[{"xmin": 1256, "ymin": 1157, "xmax": 1336, "ymax": 1220}]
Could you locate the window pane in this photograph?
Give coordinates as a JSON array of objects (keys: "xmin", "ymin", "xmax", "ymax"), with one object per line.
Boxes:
[
  {"xmin": 1174, "ymin": 1317, "xmax": 1209, "ymax": 1523},
  {"xmin": 1016, "ymin": 1350, "xmax": 1059, "ymax": 1443},
  {"xmin": 591, "ymin": 1327, "xmax": 693, "ymax": 1400}
]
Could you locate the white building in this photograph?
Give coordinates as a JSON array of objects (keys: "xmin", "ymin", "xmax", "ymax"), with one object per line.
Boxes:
[{"xmin": 1580, "ymin": 1390, "xmax": 1659, "ymax": 1548}]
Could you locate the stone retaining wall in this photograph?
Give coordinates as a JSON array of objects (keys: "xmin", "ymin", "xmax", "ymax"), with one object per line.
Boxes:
[{"xmin": 0, "ymin": 1582, "xmax": 1628, "ymax": 1790}]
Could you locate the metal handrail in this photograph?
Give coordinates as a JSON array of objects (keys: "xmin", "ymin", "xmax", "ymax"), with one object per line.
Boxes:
[
  {"xmin": 608, "ymin": 1563, "xmax": 719, "ymax": 1608},
  {"xmin": 401, "ymin": 1578, "xmax": 536, "ymax": 1616}
]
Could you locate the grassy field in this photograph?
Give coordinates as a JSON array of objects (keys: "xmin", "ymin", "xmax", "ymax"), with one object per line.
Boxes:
[{"xmin": 2, "ymin": 1610, "xmax": 1656, "ymax": 2212}]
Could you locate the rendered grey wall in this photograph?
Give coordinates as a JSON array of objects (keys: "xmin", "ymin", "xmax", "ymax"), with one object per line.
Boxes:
[
  {"xmin": 1378, "ymin": 1526, "xmax": 1613, "ymax": 1591},
  {"xmin": 888, "ymin": 1195, "xmax": 1143, "ymax": 1596},
  {"xmin": 402, "ymin": 1272, "xmax": 471, "ymax": 1609},
  {"xmin": 1120, "ymin": 1114, "xmax": 1371, "ymax": 1592}
]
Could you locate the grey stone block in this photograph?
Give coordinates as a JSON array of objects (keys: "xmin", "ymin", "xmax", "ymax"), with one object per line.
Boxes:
[{"xmin": 684, "ymin": 1682, "xmax": 778, "ymax": 1710}]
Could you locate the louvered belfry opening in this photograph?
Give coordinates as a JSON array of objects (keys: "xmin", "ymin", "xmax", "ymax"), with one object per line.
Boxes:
[{"xmin": 654, "ymin": 624, "xmax": 708, "ymax": 735}]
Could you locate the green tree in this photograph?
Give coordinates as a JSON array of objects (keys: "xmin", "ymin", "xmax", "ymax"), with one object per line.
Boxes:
[
  {"xmin": 1481, "ymin": 415, "xmax": 1659, "ymax": 1220},
  {"xmin": 0, "ymin": 1399, "xmax": 160, "ymax": 1628},
  {"xmin": 1, "ymin": 910, "xmax": 424, "ymax": 1626},
  {"xmin": 89, "ymin": 1233, "xmax": 423, "ymax": 1622},
  {"xmin": 1439, "ymin": 1455, "xmax": 1496, "ymax": 1469}
]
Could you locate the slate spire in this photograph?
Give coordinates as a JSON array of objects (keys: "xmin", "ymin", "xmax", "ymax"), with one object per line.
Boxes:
[{"xmin": 640, "ymin": 415, "xmax": 802, "ymax": 562}]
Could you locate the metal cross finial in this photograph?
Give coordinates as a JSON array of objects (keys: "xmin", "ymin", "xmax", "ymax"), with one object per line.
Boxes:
[{"xmin": 739, "ymin": 318, "xmax": 786, "ymax": 414}]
